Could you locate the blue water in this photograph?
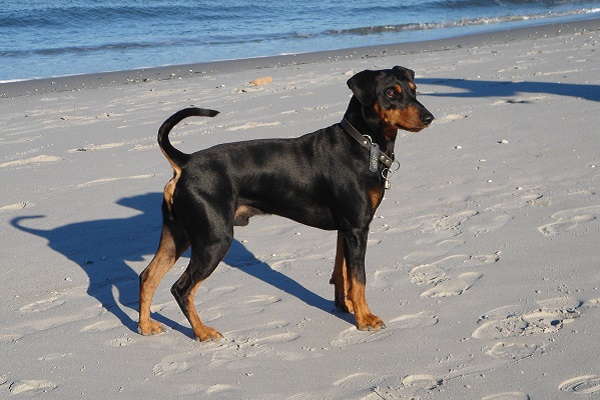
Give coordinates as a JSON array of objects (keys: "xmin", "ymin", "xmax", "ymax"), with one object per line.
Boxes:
[{"xmin": 2, "ymin": 0, "xmax": 600, "ymax": 82}]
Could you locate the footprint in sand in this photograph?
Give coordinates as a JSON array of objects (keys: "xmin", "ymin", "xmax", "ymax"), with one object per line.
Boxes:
[
  {"xmin": 209, "ymin": 342, "xmax": 275, "ymax": 368},
  {"xmin": 205, "ymin": 384, "xmax": 239, "ymax": 395},
  {"xmin": 400, "ymin": 374, "xmax": 443, "ymax": 390},
  {"xmin": 253, "ymin": 332, "xmax": 300, "ymax": 344},
  {"xmin": 286, "ymin": 393, "xmax": 324, "ymax": 400},
  {"xmin": 584, "ymin": 298, "xmax": 600, "ymax": 308},
  {"xmin": 68, "ymin": 142, "xmax": 125, "ymax": 152},
  {"xmin": 473, "ymin": 298, "xmax": 581, "ymax": 340},
  {"xmin": 80, "ymin": 319, "xmax": 121, "ymax": 333},
  {"xmin": 559, "ymin": 375, "xmax": 600, "ymax": 394},
  {"xmin": 38, "ymin": 353, "xmax": 73, "ymax": 361},
  {"xmin": 410, "ymin": 254, "xmax": 498, "ymax": 298},
  {"xmin": 417, "ymin": 209, "xmax": 511, "ymax": 237},
  {"xmin": 371, "ymin": 374, "xmax": 443, "ymax": 399},
  {"xmin": 152, "ymin": 360, "xmax": 190, "ymax": 377},
  {"xmin": 485, "ymin": 342, "xmax": 539, "ymax": 360},
  {"xmin": 403, "ymin": 211, "xmax": 485, "ymax": 263},
  {"xmin": 17, "ymin": 303, "xmax": 107, "ymax": 333},
  {"xmin": 0, "ymin": 333, "xmax": 23, "ymax": 344},
  {"xmin": 525, "ymin": 194, "xmax": 551, "ymax": 207},
  {"xmin": 226, "ymin": 319, "xmax": 292, "ymax": 338},
  {"xmin": 74, "ymin": 174, "xmax": 154, "ymax": 188},
  {"xmin": 419, "ymin": 272, "xmax": 482, "ymax": 298},
  {"xmin": 468, "ymin": 212, "xmax": 513, "ymax": 235},
  {"xmin": 371, "ymin": 268, "xmax": 409, "ymax": 289},
  {"xmin": 206, "ymin": 294, "xmax": 281, "ymax": 318},
  {"xmin": 333, "ymin": 372, "xmax": 385, "ymax": 391},
  {"xmin": 482, "ymin": 392, "xmax": 530, "ymax": 400},
  {"xmin": 417, "ymin": 254, "xmax": 499, "ymax": 270},
  {"xmin": 394, "ymin": 209, "xmax": 477, "ymax": 240},
  {"xmin": 404, "ymin": 239, "xmax": 464, "ymax": 264},
  {"xmin": 0, "ymin": 202, "xmax": 31, "ymax": 212},
  {"xmin": 106, "ymin": 335, "xmax": 135, "ymax": 347},
  {"xmin": 205, "ymin": 321, "xmax": 314, "ymax": 367},
  {"xmin": 208, "ymin": 337, "xmax": 317, "ymax": 367},
  {"xmin": 410, "ymin": 264, "xmax": 446, "ymax": 286},
  {"xmin": 430, "ymin": 210, "xmax": 479, "ymax": 232},
  {"xmin": 19, "ymin": 296, "xmax": 65, "ymax": 313},
  {"xmin": 330, "ymin": 311, "xmax": 438, "ymax": 347},
  {"xmin": 9, "ymin": 380, "xmax": 57, "ymax": 395},
  {"xmin": 383, "ymin": 214, "xmax": 440, "ymax": 234},
  {"xmin": 538, "ymin": 205, "xmax": 600, "ymax": 236},
  {"xmin": 0, "ymin": 155, "xmax": 61, "ymax": 169}
]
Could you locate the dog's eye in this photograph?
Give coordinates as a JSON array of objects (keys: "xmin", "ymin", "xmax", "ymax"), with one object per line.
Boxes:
[{"xmin": 386, "ymin": 90, "xmax": 397, "ymax": 98}]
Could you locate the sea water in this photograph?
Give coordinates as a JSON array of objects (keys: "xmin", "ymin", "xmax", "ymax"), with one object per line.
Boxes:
[{"xmin": 1, "ymin": 0, "xmax": 599, "ymax": 82}]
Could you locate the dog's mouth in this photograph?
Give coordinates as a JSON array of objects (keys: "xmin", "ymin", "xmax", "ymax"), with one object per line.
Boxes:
[
  {"xmin": 401, "ymin": 125, "xmax": 428, "ymax": 133},
  {"xmin": 397, "ymin": 116, "xmax": 434, "ymax": 133}
]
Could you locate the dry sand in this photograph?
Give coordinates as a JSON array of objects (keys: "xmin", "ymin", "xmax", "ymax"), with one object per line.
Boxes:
[{"xmin": 1, "ymin": 19, "xmax": 600, "ymax": 399}]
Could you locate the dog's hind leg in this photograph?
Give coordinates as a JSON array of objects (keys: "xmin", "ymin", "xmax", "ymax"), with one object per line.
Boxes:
[
  {"xmin": 330, "ymin": 231, "xmax": 354, "ymax": 313},
  {"xmin": 170, "ymin": 234, "xmax": 232, "ymax": 341},
  {"xmin": 138, "ymin": 210, "xmax": 189, "ymax": 336}
]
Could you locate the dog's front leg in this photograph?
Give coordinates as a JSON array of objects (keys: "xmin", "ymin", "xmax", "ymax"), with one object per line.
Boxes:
[{"xmin": 340, "ymin": 228, "xmax": 386, "ymax": 331}]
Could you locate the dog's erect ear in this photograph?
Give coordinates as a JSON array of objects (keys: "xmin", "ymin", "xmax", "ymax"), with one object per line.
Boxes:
[
  {"xmin": 393, "ymin": 66, "xmax": 415, "ymax": 82},
  {"xmin": 347, "ymin": 70, "xmax": 378, "ymax": 106}
]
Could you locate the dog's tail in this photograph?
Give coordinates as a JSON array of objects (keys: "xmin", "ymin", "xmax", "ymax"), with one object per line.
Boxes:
[{"xmin": 158, "ymin": 107, "xmax": 219, "ymax": 169}]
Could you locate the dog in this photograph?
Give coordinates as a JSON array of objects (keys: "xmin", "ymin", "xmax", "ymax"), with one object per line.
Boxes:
[{"xmin": 138, "ymin": 66, "xmax": 434, "ymax": 341}]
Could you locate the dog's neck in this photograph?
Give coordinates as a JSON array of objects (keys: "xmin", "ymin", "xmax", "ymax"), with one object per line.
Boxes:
[{"xmin": 343, "ymin": 96, "xmax": 396, "ymax": 158}]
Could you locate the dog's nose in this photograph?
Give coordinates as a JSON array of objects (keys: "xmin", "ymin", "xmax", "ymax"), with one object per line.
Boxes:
[{"xmin": 421, "ymin": 113, "xmax": 434, "ymax": 125}]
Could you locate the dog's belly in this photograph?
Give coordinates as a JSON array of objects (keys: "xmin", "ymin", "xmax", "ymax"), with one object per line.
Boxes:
[{"xmin": 235, "ymin": 198, "xmax": 337, "ymax": 231}]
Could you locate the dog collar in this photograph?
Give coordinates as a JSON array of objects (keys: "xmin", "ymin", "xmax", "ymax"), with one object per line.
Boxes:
[{"xmin": 340, "ymin": 118, "xmax": 395, "ymax": 169}]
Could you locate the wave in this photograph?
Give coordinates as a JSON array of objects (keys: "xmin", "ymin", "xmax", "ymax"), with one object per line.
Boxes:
[
  {"xmin": 0, "ymin": 3, "xmax": 234, "ymax": 29},
  {"xmin": 325, "ymin": 7, "xmax": 600, "ymax": 37}
]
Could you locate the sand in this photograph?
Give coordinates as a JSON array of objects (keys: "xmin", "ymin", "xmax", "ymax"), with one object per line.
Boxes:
[{"xmin": 1, "ymin": 19, "xmax": 600, "ymax": 399}]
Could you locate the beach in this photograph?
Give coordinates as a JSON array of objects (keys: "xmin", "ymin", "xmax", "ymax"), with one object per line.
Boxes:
[{"xmin": 1, "ymin": 18, "xmax": 600, "ymax": 399}]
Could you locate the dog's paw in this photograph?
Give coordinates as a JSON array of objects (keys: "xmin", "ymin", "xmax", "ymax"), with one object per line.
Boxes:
[
  {"xmin": 193, "ymin": 326, "xmax": 223, "ymax": 342},
  {"xmin": 137, "ymin": 320, "xmax": 165, "ymax": 336},
  {"xmin": 356, "ymin": 314, "xmax": 386, "ymax": 331}
]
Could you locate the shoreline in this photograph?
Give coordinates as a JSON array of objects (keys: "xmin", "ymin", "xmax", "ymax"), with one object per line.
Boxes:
[{"xmin": 2, "ymin": 17, "xmax": 599, "ymax": 98}]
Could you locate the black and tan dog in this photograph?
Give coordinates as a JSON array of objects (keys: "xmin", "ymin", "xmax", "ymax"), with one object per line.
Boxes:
[{"xmin": 138, "ymin": 66, "xmax": 434, "ymax": 341}]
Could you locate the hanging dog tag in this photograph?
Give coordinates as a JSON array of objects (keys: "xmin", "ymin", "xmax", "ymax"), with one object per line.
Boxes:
[
  {"xmin": 384, "ymin": 177, "xmax": 391, "ymax": 189},
  {"xmin": 382, "ymin": 168, "xmax": 392, "ymax": 189},
  {"xmin": 369, "ymin": 142, "xmax": 380, "ymax": 173}
]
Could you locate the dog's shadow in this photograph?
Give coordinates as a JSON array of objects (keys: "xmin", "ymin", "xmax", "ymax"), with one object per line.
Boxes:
[
  {"xmin": 421, "ymin": 78, "xmax": 600, "ymax": 102},
  {"xmin": 11, "ymin": 192, "xmax": 349, "ymax": 337},
  {"xmin": 223, "ymin": 239, "xmax": 342, "ymax": 318}
]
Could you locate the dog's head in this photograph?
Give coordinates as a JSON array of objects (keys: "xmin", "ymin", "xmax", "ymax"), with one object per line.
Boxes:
[{"xmin": 347, "ymin": 66, "xmax": 434, "ymax": 134}]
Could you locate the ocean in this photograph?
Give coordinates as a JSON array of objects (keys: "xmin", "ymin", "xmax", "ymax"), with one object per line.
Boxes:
[{"xmin": 2, "ymin": 0, "xmax": 600, "ymax": 82}]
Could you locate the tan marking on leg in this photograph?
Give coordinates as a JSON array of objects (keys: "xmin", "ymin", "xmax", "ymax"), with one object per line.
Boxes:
[
  {"xmin": 186, "ymin": 280, "xmax": 223, "ymax": 341},
  {"xmin": 348, "ymin": 276, "xmax": 385, "ymax": 331},
  {"xmin": 163, "ymin": 170, "xmax": 180, "ymax": 215},
  {"xmin": 138, "ymin": 225, "xmax": 189, "ymax": 336},
  {"xmin": 368, "ymin": 187, "xmax": 383, "ymax": 215},
  {"xmin": 330, "ymin": 232, "xmax": 354, "ymax": 313}
]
